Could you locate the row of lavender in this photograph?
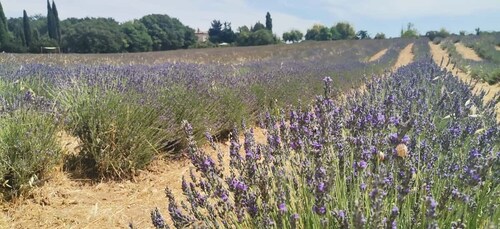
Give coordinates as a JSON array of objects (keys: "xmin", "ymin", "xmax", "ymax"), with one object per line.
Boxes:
[
  {"xmin": 153, "ymin": 57, "xmax": 499, "ymax": 228},
  {"xmin": 0, "ymin": 39, "xmax": 411, "ymax": 197}
]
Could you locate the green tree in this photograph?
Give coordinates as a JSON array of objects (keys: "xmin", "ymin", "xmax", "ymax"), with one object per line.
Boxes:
[
  {"xmin": 374, "ymin": 33, "xmax": 386, "ymax": 39},
  {"xmin": 252, "ymin": 22, "xmax": 266, "ymax": 32},
  {"xmin": 265, "ymin": 12, "xmax": 272, "ymax": 32},
  {"xmin": 62, "ymin": 17, "xmax": 125, "ymax": 53},
  {"xmin": 208, "ymin": 20, "xmax": 223, "ymax": 43},
  {"xmin": 0, "ymin": 1, "xmax": 9, "ymax": 47},
  {"xmin": 236, "ymin": 26, "xmax": 250, "ymax": 45},
  {"xmin": 401, "ymin": 23, "xmax": 419, "ymax": 38},
  {"xmin": 23, "ymin": 10, "xmax": 32, "ymax": 47},
  {"xmin": 335, "ymin": 22, "xmax": 356, "ymax": 39},
  {"xmin": 221, "ymin": 22, "xmax": 235, "ymax": 43},
  {"xmin": 248, "ymin": 29, "xmax": 274, "ymax": 46},
  {"xmin": 139, "ymin": 14, "xmax": 196, "ymax": 51},
  {"xmin": 330, "ymin": 27, "xmax": 341, "ymax": 40},
  {"xmin": 356, "ymin": 30, "xmax": 370, "ymax": 39},
  {"xmin": 283, "ymin": 29, "xmax": 303, "ymax": 43},
  {"xmin": 52, "ymin": 0, "xmax": 61, "ymax": 43},
  {"xmin": 305, "ymin": 24, "xmax": 331, "ymax": 41},
  {"xmin": 121, "ymin": 20, "xmax": 153, "ymax": 52},
  {"xmin": 46, "ymin": 0, "xmax": 57, "ymax": 40}
]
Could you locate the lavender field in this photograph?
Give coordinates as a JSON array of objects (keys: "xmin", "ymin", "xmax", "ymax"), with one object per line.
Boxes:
[{"xmin": 0, "ymin": 38, "xmax": 498, "ymax": 228}]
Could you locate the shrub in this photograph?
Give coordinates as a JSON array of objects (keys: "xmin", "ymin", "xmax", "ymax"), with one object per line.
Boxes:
[
  {"xmin": 0, "ymin": 109, "xmax": 61, "ymax": 199},
  {"xmin": 57, "ymin": 85, "xmax": 169, "ymax": 179}
]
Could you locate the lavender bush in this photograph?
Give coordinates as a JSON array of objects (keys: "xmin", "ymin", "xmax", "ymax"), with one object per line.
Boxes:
[
  {"xmin": 0, "ymin": 79, "xmax": 62, "ymax": 199},
  {"xmin": 154, "ymin": 57, "xmax": 499, "ymax": 228}
]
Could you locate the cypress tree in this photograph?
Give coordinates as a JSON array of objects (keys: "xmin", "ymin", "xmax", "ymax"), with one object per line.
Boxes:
[
  {"xmin": 0, "ymin": 1, "xmax": 8, "ymax": 46},
  {"xmin": 23, "ymin": 10, "xmax": 32, "ymax": 47},
  {"xmin": 47, "ymin": 0, "xmax": 55, "ymax": 40},
  {"xmin": 265, "ymin": 12, "xmax": 272, "ymax": 32},
  {"xmin": 52, "ymin": 1, "xmax": 60, "ymax": 43}
]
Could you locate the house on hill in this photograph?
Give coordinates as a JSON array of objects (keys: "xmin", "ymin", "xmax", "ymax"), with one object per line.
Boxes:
[{"xmin": 195, "ymin": 28, "xmax": 209, "ymax": 42}]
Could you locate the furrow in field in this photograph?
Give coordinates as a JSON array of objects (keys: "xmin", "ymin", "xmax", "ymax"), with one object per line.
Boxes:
[{"xmin": 429, "ymin": 42, "xmax": 499, "ymax": 122}]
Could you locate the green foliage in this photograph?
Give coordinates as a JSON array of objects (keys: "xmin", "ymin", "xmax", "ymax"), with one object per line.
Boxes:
[
  {"xmin": 305, "ymin": 24, "xmax": 331, "ymax": 41},
  {"xmin": 252, "ymin": 22, "xmax": 266, "ymax": 32},
  {"xmin": 209, "ymin": 20, "xmax": 235, "ymax": 44},
  {"xmin": 374, "ymin": 33, "xmax": 386, "ymax": 39},
  {"xmin": 247, "ymin": 29, "xmax": 275, "ymax": 46},
  {"xmin": 425, "ymin": 28, "xmax": 450, "ymax": 41},
  {"xmin": 330, "ymin": 27, "xmax": 341, "ymax": 40},
  {"xmin": 356, "ymin": 30, "xmax": 370, "ymax": 39},
  {"xmin": 305, "ymin": 23, "xmax": 356, "ymax": 41},
  {"xmin": 335, "ymin": 22, "xmax": 356, "ymax": 39},
  {"xmin": 0, "ymin": 79, "xmax": 61, "ymax": 199},
  {"xmin": 282, "ymin": 30, "xmax": 303, "ymax": 43},
  {"xmin": 62, "ymin": 17, "xmax": 125, "ymax": 53},
  {"xmin": 0, "ymin": 1, "xmax": 9, "ymax": 48},
  {"xmin": 46, "ymin": 0, "xmax": 56, "ymax": 41},
  {"xmin": 23, "ymin": 10, "xmax": 32, "ymax": 47},
  {"xmin": 401, "ymin": 23, "xmax": 419, "ymax": 38},
  {"xmin": 236, "ymin": 23, "xmax": 277, "ymax": 46},
  {"xmin": 265, "ymin": 12, "xmax": 272, "ymax": 32},
  {"xmin": 0, "ymin": 109, "xmax": 61, "ymax": 200},
  {"xmin": 57, "ymin": 85, "xmax": 169, "ymax": 180},
  {"xmin": 121, "ymin": 20, "xmax": 153, "ymax": 52},
  {"xmin": 208, "ymin": 20, "xmax": 223, "ymax": 43},
  {"xmin": 139, "ymin": 14, "xmax": 196, "ymax": 51},
  {"xmin": 51, "ymin": 1, "xmax": 61, "ymax": 43}
]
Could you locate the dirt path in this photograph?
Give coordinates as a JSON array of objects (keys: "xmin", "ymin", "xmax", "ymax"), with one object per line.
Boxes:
[
  {"xmin": 392, "ymin": 43, "xmax": 414, "ymax": 70},
  {"xmin": 429, "ymin": 42, "xmax": 499, "ymax": 122},
  {"xmin": 368, "ymin": 48, "xmax": 388, "ymax": 62},
  {"xmin": 454, "ymin": 43, "xmax": 482, "ymax": 61}
]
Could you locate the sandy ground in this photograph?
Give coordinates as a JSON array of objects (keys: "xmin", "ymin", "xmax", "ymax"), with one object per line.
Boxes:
[
  {"xmin": 368, "ymin": 48, "xmax": 388, "ymax": 62},
  {"xmin": 454, "ymin": 43, "xmax": 483, "ymax": 61},
  {"xmin": 0, "ymin": 44, "xmax": 417, "ymax": 229},
  {"xmin": 429, "ymin": 42, "xmax": 499, "ymax": 123},
  {"xmin": 392, "ymin": 43, "xmax": 414, "ymax": 71}
]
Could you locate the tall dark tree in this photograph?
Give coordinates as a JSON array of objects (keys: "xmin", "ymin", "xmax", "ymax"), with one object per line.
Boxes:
[
  {"xmin": 265, "ymin": 12, "xmax": 272, "ymax": 32},
  {"xmin": 221, "ymin": 22, "xmax": 235, "ymax": 43},
  {"xmin": 47, "ymin": 0, "xmax": 56, "ymax": 40},
  {"xmin": 208, "ymin": 20, "xmax": 223, "ymax": 43},
  {"xmin": 23, "ymin": 10, "xmax": 32, "ymax": 47},
  {"xmin": 0, "ymin": 1, "xmax": 8, "ymax": 46},
  {"xmin": 51, "ymin": 1, "xmax": 61, "ymax": 43}
]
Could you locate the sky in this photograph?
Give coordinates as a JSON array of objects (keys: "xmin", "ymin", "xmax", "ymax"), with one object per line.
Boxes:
[{"xmin": 2, "ymin": 0, "xmax": 500, "ymax": 38}]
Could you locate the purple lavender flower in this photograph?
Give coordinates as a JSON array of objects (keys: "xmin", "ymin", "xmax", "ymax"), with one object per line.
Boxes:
[
  {"xmin": 358, "ymin": 160, "xmax": 368, "ymax": 169},
  {"xmin": 313, "ymin": 205, "xmax": 327, "ymax": 215},
  {"xmin": 151, "ymin": 208, "xmax": 165, "ymax": 229},
  {"xmin": 278, "ymin": 202, "xmax": 287, "ymax": 213},
  {"xmin": 317, "ymin": 182, "xmax": 326, "ymax": 193}
]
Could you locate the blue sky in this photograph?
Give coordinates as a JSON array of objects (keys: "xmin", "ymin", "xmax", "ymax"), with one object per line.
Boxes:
[{"xmin": 3, "ymin": 0, "xmax": 500, "ymax": 38}]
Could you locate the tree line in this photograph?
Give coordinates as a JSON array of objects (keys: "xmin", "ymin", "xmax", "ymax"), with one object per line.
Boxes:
[
  {"xmin": 0, "ymin": 1, "xmax": 197, "ymax": 53},
  {"xmin": 0, "ymin": 1, "xmax": 474, "ymax": 54}
]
